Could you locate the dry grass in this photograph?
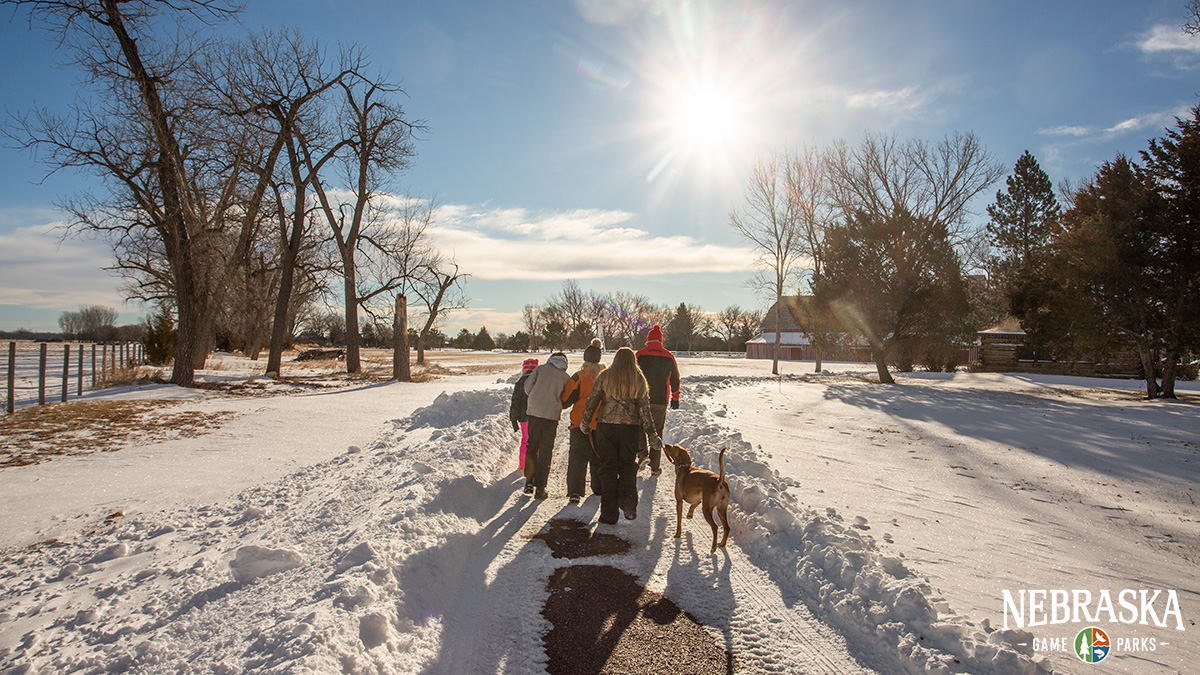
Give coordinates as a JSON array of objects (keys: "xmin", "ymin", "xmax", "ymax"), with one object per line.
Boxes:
[{"xmin": 0, "ymin": 399, "xmax": 236, "ymax": 468}]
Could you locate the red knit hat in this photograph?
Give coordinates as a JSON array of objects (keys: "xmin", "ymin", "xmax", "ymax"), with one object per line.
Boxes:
[
  {"xmin": 647, "ymin": 324, "xmax": 663, "ymax": 343},
  {"xmin": 522, "ymin": 358, "xmax": 539, "ymax": 372}
]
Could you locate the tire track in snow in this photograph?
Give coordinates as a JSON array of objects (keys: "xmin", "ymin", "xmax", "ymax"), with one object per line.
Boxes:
[{"xmin": 648, "ymin": 480, "xmax": 878, "ymax": 675}]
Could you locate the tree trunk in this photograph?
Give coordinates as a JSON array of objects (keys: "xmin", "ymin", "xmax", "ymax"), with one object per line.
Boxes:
[
  {"xmin": 871, "ymin": 341, "xmax": 895, "ymax": 384},
  {"xmin": 416, "ymin": 334, "xmax": 426, "ymax": 364},
  {"xmin": 191, "ymin": 306, "xmax": 216, "ymax": 371},
  {"xmin": 772, "ymin": 291, "xmax": 781, "ymax": 376},
  {"xmin": 265, "ymin": 199, "xmax": 306, "ymax": 377},
  {"xmin": 171, "ymin": 289, "xmax": 200, "ymax": 386},
  {"xmin": 393, "ymin": 294, "xmax": 410, "ymax": 381},
  {"xmin": 1137, "ymin": 344, "xmax": 1160, "ymax": 399},
  {"xmin": 814, "ymin": 348, "xmax": 823, "ymax": 373},
  {"xmin": 342, "ymin": 250, "xmax": 361, "ymax": 374},
  {"xmin": 1161, "ymin": 350, "xmax": 1178, "ymax": 400}
]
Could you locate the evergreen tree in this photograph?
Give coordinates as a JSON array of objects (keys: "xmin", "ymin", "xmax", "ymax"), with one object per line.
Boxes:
[
  {"xmin": 814, "ymin": 208, "xmax": 969, "ymax": 383},
  {"xmin": 1140, "ymin": 106, "xmax": 1200, "ymax": 398},
  {"xmin": 142, "ymin": 306, "xmax": 178, "ymax": 367},
  {"xmin": 471, "ymin": 326, "xmax": 496, "ymax": 351},
  {"xmin": 665, "ymin": 302, "xmax": 698, "ymax": 352},
  {"xmin": 543, "ymin": 321, "xmax": 568, "ymax": 350},
  {"xmin": 1030, "ymin": 156, "xmax": 1162, "ymax": 396},
  {"xmin": 452, "ymin": 328, "xmax": 472, "ymax": 349},
  {"xmin": 507, "ymin": 331, "xmax": 531, "ymax": 352},
  {"xmin": 986, "ymin": 151, "xmax": 1060, "ymax": 317}
]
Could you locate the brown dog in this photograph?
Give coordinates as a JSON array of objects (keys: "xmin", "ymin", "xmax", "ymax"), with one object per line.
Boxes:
[{"xmin": 663, "ymin": 444, "xmax": 730, "ymax": 553}]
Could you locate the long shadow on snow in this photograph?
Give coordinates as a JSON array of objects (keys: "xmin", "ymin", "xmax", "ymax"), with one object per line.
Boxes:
[
  {"xmin": 822, "ymin": 381, "xmax": 1200, "ymax": 486},
  {"xmin": 398, "ymin": 470, "xmax": 541, "ymax": 675}
]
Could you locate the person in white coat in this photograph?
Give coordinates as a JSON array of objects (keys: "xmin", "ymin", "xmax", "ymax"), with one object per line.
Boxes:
[{"xmin": 522, "ymin": 352, "xmax": 570, "ymax": 498}]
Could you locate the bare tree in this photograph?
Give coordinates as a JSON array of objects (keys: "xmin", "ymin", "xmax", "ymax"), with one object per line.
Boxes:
[
  {"xmin": 715, "ymin": 305, "xmax": 758, "ymax": 351},
  {"xmin": 78, "ymin": 305, "xmax": 120, "ymax": 342},
  {"xmin": 785, "ymin": 146, "xmax": 839, "ymax": 371},
  {"xmin": 234, "ymin": 32, "xmax": 360, "ymax": 377},
  {"xmin": 410, "ymin": 256, "xmax": 467, "ymax": 363},
  {"xmin": 543, "ymin": 280, "xmax": 593, "ymax": 346},
  {"xmin": 599, "ymin": 291, "xmax": 660, "ymax": 348},
  {"xmin": 1186, "ymin": 0, "xmax": 1200, "ymax": 34},
  {"xmin": 522, "ymin": 304, "xmax": 545, "ymax": 351},
  {"xmin": 824, "ymin": 131, "xmax": 1003, "ymax": 248},
  {"xmin": 730, "ymin": 153, "xmax": 803, "ymax": 375},
  {"xmin": 816, "ymin": 132, "xmax": 1003, "ymax": 383},
  {"xmin": 310, "ymin": 71, "xmax": 423, "ymax": 373},
  {"xmin": 58, "ymin": 310, "xmax": 83, "ymax": 340},
  {"xmin": 6, "ymin": 0, "xmax": 242, "ymax": 385}
]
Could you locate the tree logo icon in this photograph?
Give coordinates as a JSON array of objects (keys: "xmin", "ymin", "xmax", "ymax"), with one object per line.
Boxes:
[{"xmin": 1074, "ymin": 626, "xmax": 1111, "ymax": 663}]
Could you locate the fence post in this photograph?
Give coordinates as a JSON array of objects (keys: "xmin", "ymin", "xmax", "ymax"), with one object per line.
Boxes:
[
  {"xmin": 91, "ymin": 344, "xmax": 97, "ymax": 387},
  {"xmin": 62, "ymin": 344, "xmax": 70, "ymax": 403},
  {"xmin": 38, "ymin": 343, "xmax": 47, "ymax": 406},
  {"xmin": 6, "ymin": 342, "xmax": 14, "ymax": 414},
  {"xmin": 78, "ymin": 344, "xmax": 84, "ymax": 397}
]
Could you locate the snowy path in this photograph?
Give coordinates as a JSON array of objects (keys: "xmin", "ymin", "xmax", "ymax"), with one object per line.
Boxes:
[{"xmin": 387, "ymin": 400, "xmax": 878, "ymax": 674}]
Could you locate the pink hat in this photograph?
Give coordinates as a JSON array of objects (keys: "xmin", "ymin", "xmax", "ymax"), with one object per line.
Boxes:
[{"xmin": 522, "ymin": 358, "xmax": 539, "ymax": 373}]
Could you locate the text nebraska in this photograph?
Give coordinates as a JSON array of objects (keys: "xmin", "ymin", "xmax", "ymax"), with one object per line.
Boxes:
[{"xmin": 1002, "ymin": 589, "xmax": 1184, "ymax": 631}]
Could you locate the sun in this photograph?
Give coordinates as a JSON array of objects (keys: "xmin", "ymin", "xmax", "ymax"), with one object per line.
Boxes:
[
  {"xmin": 673, "ymin": 85, "xmax": 741, "ymax": 152},
  {"xmin": 645, "ymin": 76, "xmax": 750, "ymax": 183}
]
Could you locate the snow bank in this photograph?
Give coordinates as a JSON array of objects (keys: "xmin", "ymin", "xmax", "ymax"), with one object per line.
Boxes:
[
  {"xmin": 0, "ymin": 386, "xmax": 519, "ymax": 674},
  {"xmin": 671, "ymin": 378, "xmax": 1047, "ymax": 674}
]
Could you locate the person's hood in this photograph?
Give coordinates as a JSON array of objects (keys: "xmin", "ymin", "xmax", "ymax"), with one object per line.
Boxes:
[{"xmin": 548, "ymin": 354, "xmax": 568, "ymax": 370}]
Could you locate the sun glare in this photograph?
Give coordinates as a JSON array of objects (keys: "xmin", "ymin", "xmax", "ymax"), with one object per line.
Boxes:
[{"xmin": 674, "ymin": 86, "xmax": 740, "ymax": 151}]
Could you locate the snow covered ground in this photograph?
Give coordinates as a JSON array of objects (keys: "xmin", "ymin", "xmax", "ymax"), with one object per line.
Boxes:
[{"xmin": 0, "ymin": 351, "xmax": 1195, "ymax": 674}]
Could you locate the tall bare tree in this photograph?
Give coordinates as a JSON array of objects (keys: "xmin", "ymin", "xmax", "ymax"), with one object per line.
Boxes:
[
  {"xmin": 785, "ymin": 146, "xmax": 838, "ymax": 371},
  {"xmin": 410, "ymin": 256, "xmax": 466, "ymax": 364},
  {"xmin": 310, "ymin": 73, "xmax": 422, "ymax": 373},
  {"xmin": 6, "ymin": 0, "xmax": 243, "ymax": 386},
  {"xmin": 730, "ymin": 154, "xmax": 803, "ymax": 375}
]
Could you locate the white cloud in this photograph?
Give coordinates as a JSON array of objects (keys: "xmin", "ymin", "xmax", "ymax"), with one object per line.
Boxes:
[
  {"xmin": 1137, "ymin": 25, "xmax": 1200, "ymax": 54},
  {"xmin": 0, "ymin": 220, "xmax": 130, "ymax": 312},
  {"xmin": 428, "ymin": 204, "xmax": 756, "ymax": 281},
  {"xmin": 1036, "ymin": 125, "xmax": 1092, "ymax": 137},
  {"xmin": 447, "ymin": 307, "xmax": 526, "ymax": 334},
  {"xmin": 1035, "ymin": 106, "xmax": 1191, "ymax": 145},
  {"xmin": 844, "ymin": 86, "xmax": 930, "ymax": 117}
]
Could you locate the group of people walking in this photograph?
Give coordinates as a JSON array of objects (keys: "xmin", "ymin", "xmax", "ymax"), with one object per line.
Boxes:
[{"xmin": 508, "ymin": 325, "xmax": 681, "ymax": 525}]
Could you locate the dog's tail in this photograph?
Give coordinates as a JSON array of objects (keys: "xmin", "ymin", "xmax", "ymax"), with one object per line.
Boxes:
[{"xmin": 718, "ymin": 446, "xmax": 728, "ymax": 489}]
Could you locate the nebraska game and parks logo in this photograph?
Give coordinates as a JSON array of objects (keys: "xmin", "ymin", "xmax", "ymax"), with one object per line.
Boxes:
[
  {"xmin": 1000, "ymin": 588, "xmax": 1185, "ymax": 662},
  {"xmin": 1074, "ymin": 627, "xmax": 1110, "ymax": 663}
]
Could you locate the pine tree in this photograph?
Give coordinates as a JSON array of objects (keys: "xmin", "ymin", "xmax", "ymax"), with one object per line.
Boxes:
[
  {"xmin": 472, "ymin": 327, "xmax": 496, "ymax": 351},
  {"xmin": 814, "ymin": 207, "xmax": 969, "ymax": 384},
  {"xmin": 666, "ymin": 303, "xmax": 698, "ymax": 352},
  {"xmin": 986, "ymin": 151, "xmax": 1060, "ymax": 317},
  {"xmin": 1045, "ymin": 156, "xmax": 1162, "ymax": 397},
  {"xmin": 1140, "ymin": 105, "xmax": 1200, "ymax": 397},
  {"xmin": 142, "ymin": 306, "xmax": 178, "ymax": 367}
]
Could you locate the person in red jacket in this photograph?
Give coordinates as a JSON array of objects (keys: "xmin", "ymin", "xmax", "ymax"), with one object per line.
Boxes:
[{"xmin": 635, "ymin": 324, "xmax": 679, "ymax": 474}]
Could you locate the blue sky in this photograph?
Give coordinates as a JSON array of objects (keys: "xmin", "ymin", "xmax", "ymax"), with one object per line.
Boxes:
[{"xmin": 2, "ymin": 0, "xmax": 1198, "ymax": 335}]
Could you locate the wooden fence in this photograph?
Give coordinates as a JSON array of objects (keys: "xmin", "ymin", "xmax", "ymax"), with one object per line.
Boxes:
[{"xmin": 3, "ymin": 341, "xmax": 146, "ymax": 415}]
